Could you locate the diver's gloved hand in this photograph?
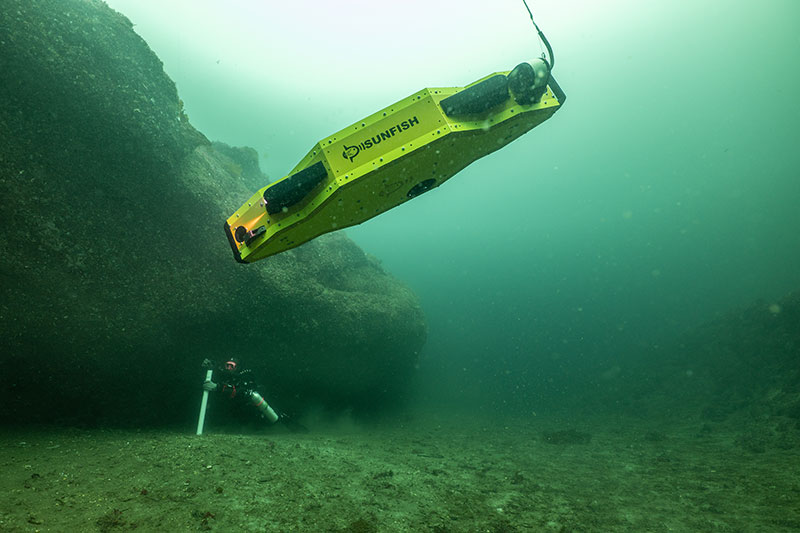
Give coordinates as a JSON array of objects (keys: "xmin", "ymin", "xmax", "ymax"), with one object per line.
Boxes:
[
  {"xmin": 201, "ymin": 358, "xmax": 213, "ymax": 369},
  {"xmin": 202, "ymin": 380, "xmax": 218, "ymax": 392}
]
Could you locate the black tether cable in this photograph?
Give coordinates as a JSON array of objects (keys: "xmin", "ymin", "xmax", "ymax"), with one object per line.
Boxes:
[{"xmin": 521, "ymin": 0, "xmax": 555, "ymax": 71}]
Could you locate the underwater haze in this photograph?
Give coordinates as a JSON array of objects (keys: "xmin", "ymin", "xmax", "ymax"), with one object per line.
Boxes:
[
  {"xmin": 103, "ymin": 0, "xmax": 800, "ymax": 413},
  {"xmin": 4, "ymin": 1, "xmax": 800, "ymax": 531}
]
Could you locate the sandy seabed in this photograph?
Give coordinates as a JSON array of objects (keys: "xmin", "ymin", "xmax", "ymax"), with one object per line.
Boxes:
[{"xmin": 1, "ymin": 413, "xmax": 798, "ymax": 532}]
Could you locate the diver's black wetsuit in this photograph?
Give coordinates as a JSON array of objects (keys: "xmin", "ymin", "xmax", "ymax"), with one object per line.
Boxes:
[{"xmin": 212, "ymin": 365, "xmax": 260, "ymax": 405}]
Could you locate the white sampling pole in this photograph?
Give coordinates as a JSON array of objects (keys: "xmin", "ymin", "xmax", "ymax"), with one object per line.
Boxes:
[{"xmin": 196, "ymin": 369, "xmax": 213, "ymax": 435}]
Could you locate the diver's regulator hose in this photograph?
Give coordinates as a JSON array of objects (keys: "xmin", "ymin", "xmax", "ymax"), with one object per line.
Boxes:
[{"xmin": 521, "ymin": 0, "xmax": 555, "ymax": 71}]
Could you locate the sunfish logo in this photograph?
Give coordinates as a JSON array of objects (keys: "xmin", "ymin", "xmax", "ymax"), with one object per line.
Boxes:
[
  {"xmin": 342, "ymin": 145, "xmax": 360, "ymax": 162},
  {"xmin": 342, "ymin": 116, "xmax": 420, "ymax": 162}
]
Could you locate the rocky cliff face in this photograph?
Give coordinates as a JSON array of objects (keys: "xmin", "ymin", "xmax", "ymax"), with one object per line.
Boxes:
[{"xmin": 0, "ymin": 0, "xmax": 426, "ymax": 426}]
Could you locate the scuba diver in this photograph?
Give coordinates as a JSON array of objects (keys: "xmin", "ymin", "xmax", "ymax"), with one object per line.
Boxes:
[{"xmin": 201, "ymin": 358, "xmax": 306, "ymax": 432}]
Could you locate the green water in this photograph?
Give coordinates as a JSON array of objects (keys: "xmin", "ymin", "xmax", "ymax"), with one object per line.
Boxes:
[
  {"xmin": 2, "ymin": 2, "xmax": 799, "ymax": 531},
  {"xmin": 103, "ymin": 0, "xmax": 800, "ymax": 413}
]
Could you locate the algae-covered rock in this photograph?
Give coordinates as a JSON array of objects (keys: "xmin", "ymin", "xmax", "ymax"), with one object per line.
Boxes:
[
  {"xmin": 0, "ymin": 0, "xmax": 426, "ymax": 426},
  {"xmin": 211, "ymin": 141, "xmax": 268, "ymax": 191},
  {"xmin": 601, "ymin": 290, "xmax": 800, "ymax": 450}
]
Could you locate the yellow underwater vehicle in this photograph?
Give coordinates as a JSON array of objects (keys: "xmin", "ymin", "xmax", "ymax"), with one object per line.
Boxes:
[{"xmin": 224, "ymin": 8, "xmax": 565, "ymax": 263}]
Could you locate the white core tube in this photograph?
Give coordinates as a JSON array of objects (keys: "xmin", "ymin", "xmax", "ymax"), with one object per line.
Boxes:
[{"xmin": 196, "ymin": 369, "xmax": 213, "ymax": 435}]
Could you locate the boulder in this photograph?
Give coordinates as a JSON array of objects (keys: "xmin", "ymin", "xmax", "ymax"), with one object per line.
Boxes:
[{"xmin": 0, "ymin": 0, "xmax": 426, "ymax": 426}]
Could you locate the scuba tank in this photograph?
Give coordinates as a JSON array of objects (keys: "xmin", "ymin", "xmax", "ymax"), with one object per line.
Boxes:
[{"xmin": 249, "ymin": 391, "xmax": 279, "ymax": 423}]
